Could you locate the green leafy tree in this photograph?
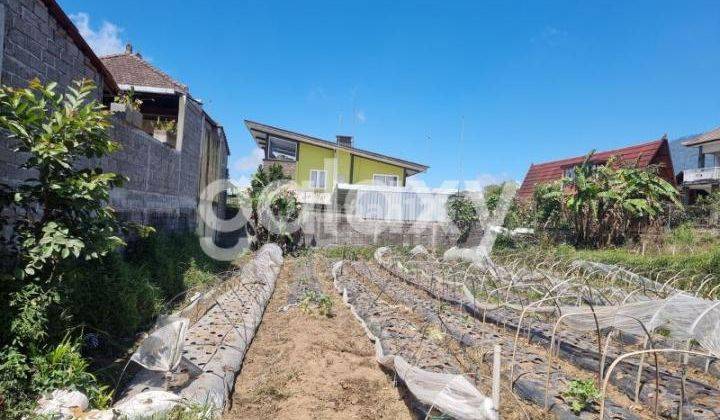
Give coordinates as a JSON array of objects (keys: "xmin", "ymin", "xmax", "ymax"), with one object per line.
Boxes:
[
  {"xmin": 533, "ymin": 180, "xmax": 566, "ymax": 229},
  {"xmin": 0, "ymin": 79, "xmax": 122, "ymax": 414},
  {"xmin": 446, "ymin": 192, "xmax": 479, "ymax": 244},
  {"xmin": 244, "ymin": 163, "xmax": 302, "ymax": 253}
]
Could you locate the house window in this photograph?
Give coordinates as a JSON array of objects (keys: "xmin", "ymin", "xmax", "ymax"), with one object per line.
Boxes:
[
  {"xmin": 268, "ymin": 136, "xmax": 297, "ymax": 161},
  {"xmin": 310, "ymin": 169, "xmax": 327, "ymax": 189},
  {"xmin": 373, "ymin": 174, "xmax": 399, "ymax": 187}
]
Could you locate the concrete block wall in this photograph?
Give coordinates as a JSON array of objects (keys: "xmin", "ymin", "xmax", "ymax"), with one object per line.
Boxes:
[
  {"xmin": 0, "ymin": 0, "xmax": 105, "ymax": 189},
  {"xmin": 301, "ymin": 210, "xmax": 462, "ymax": 251},
  {"xmin": 0, "ymin": 0, "xmax": 104, "ymax": 93},
  {"xmin": 105, "ymin": 114, "xmax": 201, "ymax": 232},
  {"xmin": 0, "ymin": 0, "xmax": 223, "ymax": 234},
  {"xmin": 262, "ymin": 159, "xmax": 296, "ymax": 178},
  {"xmin": 179, "ymin": 100, "xmax": 203, "ymax": 199}
]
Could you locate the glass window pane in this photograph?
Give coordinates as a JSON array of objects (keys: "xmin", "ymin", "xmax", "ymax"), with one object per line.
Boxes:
[{"xmin": 269, "ymin": 137, "xmax": 297, "ymax": 160}]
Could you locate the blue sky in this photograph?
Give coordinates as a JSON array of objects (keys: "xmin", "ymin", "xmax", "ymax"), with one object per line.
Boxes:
[{"xmin": 61, "ymin": 0, "xmax": 720, "ymax": 188}]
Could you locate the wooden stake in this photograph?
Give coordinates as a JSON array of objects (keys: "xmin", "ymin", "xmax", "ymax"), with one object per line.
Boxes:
[{"xmin": 492, "ymin": 344, "xmax": 502, "ymax": 409}]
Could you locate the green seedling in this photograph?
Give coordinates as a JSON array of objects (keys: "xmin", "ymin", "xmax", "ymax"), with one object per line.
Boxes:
[{"xmin": 562, "ymin": 379, "xmax": 601, "ymax": 415}]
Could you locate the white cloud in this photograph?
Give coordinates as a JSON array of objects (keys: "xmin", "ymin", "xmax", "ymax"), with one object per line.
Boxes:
[
  {"xmin": 355, "ymin": 110, "xmax": 366, "ymax": 123},
  {"xmin": 464, "ymin": 173, "xmax": 516, "ymax": 192},
  {"xmin": 234, "ymin": 148, "xmax": 264, "ymax": 173},
  {"xmin": 70, "ymin": 13, "xmax": 124, "ymax": 56},
  {"xmin": 230, "ymin": 175, "xmax": 252, "ymax": 190}
]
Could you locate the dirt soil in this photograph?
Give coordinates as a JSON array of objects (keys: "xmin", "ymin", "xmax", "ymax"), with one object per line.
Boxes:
[{"xmin": 225, "ymin": 255, "xmax": 413, "ymax": 420}]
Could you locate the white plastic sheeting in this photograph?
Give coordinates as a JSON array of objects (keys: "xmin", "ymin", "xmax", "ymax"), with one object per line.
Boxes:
[
  {"xmin": 34, "ymin": 389, "xmax": 89, "ymax": 419},
  {"xmin": 559, "ymin": 293, "xmax": 720, "ymax": 357},
  {"xmin": 114, "ymin": 390, "xmax": 182, "ymax": 417},
  {"xmin": 115, "ymin": 243, "xmax": 284, "ymax": 416},
  {"xmin": 178, "ymin": 243, "xmax": 283, "ymax": 408},
  {"xmin": 378, "ymin": 247, "xmax": 555, "ymax": 314},
  {"xmin": 331, "ymin": 261, "xmax": 498, "ymax": 420},
  {"xmin": 571, "ymin": 260, "xmax": 672, "ymax": 293},
  {"xmin": 130, "ymin": 315, "xmax": 189, "ymax": 372},
  {"xmin": 386, "ymin": 248, "xmax": 720, "ymax": 358}
]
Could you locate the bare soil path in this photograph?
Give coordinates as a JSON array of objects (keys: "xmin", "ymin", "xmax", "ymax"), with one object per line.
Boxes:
[{"xmin": 225, "ymin": 255, "xmax": 413, "ymax": 420}]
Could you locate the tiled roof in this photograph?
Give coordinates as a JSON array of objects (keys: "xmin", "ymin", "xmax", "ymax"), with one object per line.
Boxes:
[
  {"xmin": 682, "ymin": 126, "xmax": 720, "ymax": 147},
  {"xmin": 517, "ymin": 138, "xmax": 673, "ymax": 200},
  {"xmin": 100, "ymin": 52, "xmax": 187, "ymax": 93}
]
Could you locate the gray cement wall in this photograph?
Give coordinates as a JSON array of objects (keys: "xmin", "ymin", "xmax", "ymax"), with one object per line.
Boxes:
[
  {"xmin": 0, "ymin": 0, "xmax": 104, "ymax": 93},
  {"xmin": 104, "ymin": 115, "xmax": 200, "ymax": 232},
  {"xmin": 301, "ymin": 210, "xmax": 465, "ymax": 251},
  {"xmin": 0, "ymin": 0, "xmax": 105, "ymax": 189},
  {"xmin": 0, "ymin": 0, "xmax": 228, "ymax": 234}
]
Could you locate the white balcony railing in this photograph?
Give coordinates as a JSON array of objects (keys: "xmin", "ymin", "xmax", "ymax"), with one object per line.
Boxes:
[
  {"xmin": 684, "ymin": 167, "xmax": 720, "ymax": 183},
  {"xmin": 294, "ymin": 189, "xmax": 332, "ymax": 205}
]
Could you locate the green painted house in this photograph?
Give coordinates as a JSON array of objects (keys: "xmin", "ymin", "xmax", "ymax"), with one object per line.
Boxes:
[{"xmin": 245, "ymin": 121, "xmax": 428, "ymax": 195}]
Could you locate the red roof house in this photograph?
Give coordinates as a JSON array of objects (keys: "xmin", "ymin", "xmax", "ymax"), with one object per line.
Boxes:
[{"xmin": 517, "ymin": 137, "xmax": 675, "ymax": 200}]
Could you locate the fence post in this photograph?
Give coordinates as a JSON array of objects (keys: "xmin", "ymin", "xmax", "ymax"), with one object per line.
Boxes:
[
  {"xmin": 431, "ymin": 223, "xmax": 438, "ymax": 252},
  {"xmin": 492, "ymin": 344, "xmax": 501, "ymax": 410}
]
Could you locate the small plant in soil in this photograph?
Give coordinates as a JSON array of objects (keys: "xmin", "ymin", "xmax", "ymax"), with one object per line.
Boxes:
[
  {"xmin": 562, "ymin": 379, "xmax": 601, "ymax": 415},
  {"xmin": 299, "ymin": 290, "xmax": 334, "ymax": 317},
  {"xmin": 656, "ymin": 327, "xmax": 671, "ymax": 338},
  {"xmin": 113, "ymin": 87, "xmax": 142, "ymax": 110},
  {"xmin": 426, "ymin": 325, "xmax": 445, "ymax": 341},
  {"xmin": 153, "ymin": 117, "xmax": 176, "ymax": 133}
]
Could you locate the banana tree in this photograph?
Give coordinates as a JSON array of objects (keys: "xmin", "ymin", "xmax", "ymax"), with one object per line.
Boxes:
[{"xmin": 555, "ymin": 153, "xmax": 680, "ymax": 247}]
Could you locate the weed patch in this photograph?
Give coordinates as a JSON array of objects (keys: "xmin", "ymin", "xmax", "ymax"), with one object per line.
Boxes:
[
  {"xmin": 321, "ymin": 245, "xmax": 375, "ymax": 261},
  {"xmin": 299, "ymin": 290, "xmax": 334, "ymax": 317}
]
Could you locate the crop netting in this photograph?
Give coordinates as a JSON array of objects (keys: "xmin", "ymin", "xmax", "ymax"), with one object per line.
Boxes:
[
  {"xmin": 330, "ymin": 260, "xmax": 499, "ymax": 420},
  {"xmin": 368, "ymin": 244, "xmax": 720, "ymax": 418}
]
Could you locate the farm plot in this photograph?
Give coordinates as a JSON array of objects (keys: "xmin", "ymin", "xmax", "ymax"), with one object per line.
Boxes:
[
  {"xmin": 226, "ymin": 254, "xmax": 412, "ymax": 420},
  {"xmin": 334, "ymin": 246, "xmax": 720, "ymax": 419}
]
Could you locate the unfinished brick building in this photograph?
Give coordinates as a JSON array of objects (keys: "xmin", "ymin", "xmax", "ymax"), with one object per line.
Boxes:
[{"xmin": 0, "ymin": 0, "xmax": 229, "ymax": 234}]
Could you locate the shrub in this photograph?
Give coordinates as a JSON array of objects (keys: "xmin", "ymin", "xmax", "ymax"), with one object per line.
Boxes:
[
  {"xmin": 243, "ymin": 164, "xmax": 302, "ymax": 253},
  {"xmin": 0, "ymin": 79, "xmax": 228, "ymax": 417},
  {"xmin": 0, "ymin": 79, "xmax": 125, "ymax": 416},
  {"xmin": 446, "ymin": 192, "xmax": 479, "ymax": 244}
]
